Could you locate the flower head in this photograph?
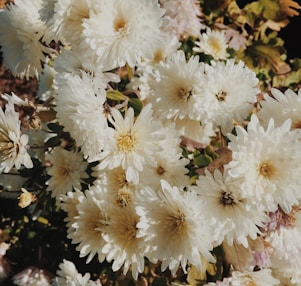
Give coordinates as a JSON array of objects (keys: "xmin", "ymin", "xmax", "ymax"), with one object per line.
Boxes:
[
  {"xmin": 46, "ymin": 147, "xmax": 89, "ymax": 198},
  {"xmin": 0, "ymin": 101, "xmax": 33, "ymax": 173}
]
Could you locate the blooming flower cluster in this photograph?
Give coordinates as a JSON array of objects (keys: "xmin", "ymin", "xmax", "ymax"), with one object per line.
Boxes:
[{"xmin": 0, "ymin": 0, "xmax": 301, "ymax": 285}]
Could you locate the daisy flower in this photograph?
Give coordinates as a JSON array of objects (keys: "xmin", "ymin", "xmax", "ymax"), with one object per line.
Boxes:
[
  {"xmin": 102, "ymin": 203, "xmax": 145, "ymax": 280},
  {"xmin": 46, "ymin": 147, "xmax": 89, "ymax": 198},
  {"xmin": 82, "ymin": 0, "xmax": 167, "ymax": 70},
  {"xmin": 0, "ymin": 0, "xmax": 51, "ymax": 79},
  {"xmin": 54, "ymin": 71, "xmax": 110, "ymax": 161},
  {"xmin": 69, "ymin": 187, "xmax": 108, "ymax": 264},
  {"xmin": 226, "ymin": 114, "xmax": 301, "ymax": 213},
  {"xmin": 150, "ymin": 50, "xmax": 204, "ymax": 121},
  {"xmin": 257, "ymin": 88, "xmax": 301, "ymax": 129},
  {"xmin": 0, "ymin": 101, "xmax": 33, "ymax": 173},
  {"xmin": 190, "ymin": 169, "xmax": 269, "ymax": 247},
  {"xmin": 136, "ymin": 180, "xmax": 215, "ymax": 275},
  {"xmin": 160, "ymin": 0, "xmax": 206, "ymax": 40},
  {"xmin": 197, "ymin": 59, "xmax": 260, "ymax": 133},
  {"xmin": 92, "ymin": 165, "xmax": 138, "ymax": 207},
  {"xmin": 193, "ymin": 28, "xmax": 230, "ymax": 60},
  {"xmin": 97, "ymin": 104, "xmax": 164, "ymax": 184},
  {"xmin": 52, "ymin": 259, "xmax": 101, "ymax": 286}
]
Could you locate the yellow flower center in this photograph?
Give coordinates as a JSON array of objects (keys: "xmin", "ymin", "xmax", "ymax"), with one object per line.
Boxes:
[
  {"xmin": 209, "ymin": 38, "xmax": 223, "ymax": 54},
  {"xmin": 0, "ymin": 130, "xmax": 15, "ymax": 161},
  {"xmin": 258, "ymin": 162, "xmax": 275, "ymax": 178},
  {"xmin": 156, "ymin": 165, "xmax": 166, "ymax": 175},
  {"xmin": 114, "ymin": 18, "xmax": 127, "ymax": 32},
  {"xmin": 116, "ymin": 133, "xmax": 137, "ymax": 153},
  {"xmin": 177, "ymin": 87, "xmax": 192, "ymax": 102},
  {"xmin": 166, "ymin": 210, "xmax": 187, "ymax": 237}
]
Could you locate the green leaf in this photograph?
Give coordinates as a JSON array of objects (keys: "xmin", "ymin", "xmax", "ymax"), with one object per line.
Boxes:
[
  {"xmin": 106, "ymin": 90, "xmax": 126, "ymax": 101},
  {"xmin": 128, "ymin": 98, "xmax": 143, "ymax": 115},
  {"xmin": 194, "ymin": 154, "xmax": 213, "ymax": 168}
]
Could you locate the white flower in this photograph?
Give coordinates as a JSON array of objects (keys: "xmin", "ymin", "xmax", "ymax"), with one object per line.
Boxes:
[
  {"xmin": 257, "ymin": 88, "xmax": 301, "ymax": 129},
  {"xmin": 0, "ymin": 101, "xmax": 33, "ymax": 173},
  {"xmin": 226, "ymin": 114, "xmax": 301, "ymax": 213},
  {"xmin": 46, "ymin": 147, "xmax": 88, "ymax": 198},
  {"xmin": 229, "ymin": 268, "xmax": 279, "ymax": 286},
  {"xmin": 52, "ymin": 259, "xmax": 102, "ymax": 286},
  {"xmin": 0, "ymin": 0, "xmax": 51, "ymax": 79},
  {"xmin": 193, "ymin": 28, "xmax": 230, "ymax": 60},
  {"xmin": 54, "ymin": 71, "xmax": 110, "ymax": 161},
  {"xmin": 97, "ymin": 104, "xmax": 163, "ymax": 184},
  {"xmin": 53, "ymin": 48, "xmax": 120, "ymax": 91},
  {"xmin": 150, "ymin": 50, "xmax": 204, "ymax": 121},
  {"xmin": 82, "ymin": 0, "xmax": 167, "ymax": 70},
  {"xmin": 197, "ymin": 59, "xmax": 260, "ymax": 133},
  {"xmin": 58, "ymin": 189, "xmax": 85, "ymax": 233},
  {"xmin": 102, "ymin": 203, "xmax": 145, "ymax": 280},
  {"xmin": 12, "ymin": 266, "xmax": 52, "ymax": 286},
  {"xmin": 160, "ymin": 0, "xmax": 206, "ymax": 40},
  {"xmin": 190, "ymin": 169, "xmax": 269, "ymax": 247},
  {"xmin": 136, "ymin": 180, "xmax": 215, "ymax": 275},
  {"xmin": 69, "ymin": 187, "xmax": 108, "ymax": 263},
  {"xmin": 92, "ymin": 166, "xmax": 138, "ymax": 207}
]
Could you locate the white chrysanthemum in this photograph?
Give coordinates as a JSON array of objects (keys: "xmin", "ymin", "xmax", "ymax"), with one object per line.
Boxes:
[
  {"xmin": 69, "ymin": 187, "xmax": 108, "ymax": 263},
  {"xmin": 257, "ymin": 88, "xmax": 301, "ymax": 129},
  {"xmin": 53, "ymin": 48, "xmax": 120, "ymax": 91},
  {"xmin": 0, "ymin": 0, "xmax": 51, "ymax": 79},
  {"xmin": 97, "ymin": 104, "xmax": 163, "ymax": 184},
  {"xmin": 52, "ymin": 259, "xmax": 101, "ymax": 286},
  {"xmin": 139, "ymin": 151, "xmax": 189, "ymax": 191},
  {"xmin": 193, "ymin": 28, "xmax": 230, "ymax": 60},
  {"xmin": 229, "ymin": 268, "xmax": 279, "ymax": 286},
  {"xmin": 58, "ymin": 190, "xmax": 85, "ymax": 233},
  {"xmin": 150, "ymin": 50, "xmax": 204, "ymax": 121},
  {"xmin": 46, "ymin": 147, "xmax": 89, "ymax": 198},
  {"xmin": 92, "ymin": 165, "xmax": 138, "ymax": 207},
  {"xmin": 226, "ymin": 114, "xmax": 301, "ymax": 213},
  {"xmin": 82, "ymin": 0, "xmax": 167, "ymax": 70},
  {"xmin": 0, "ymin": 101, "xmax": 33, "ymax": 173},
  {"xmin": 160, "ymin": 0, "xmax": 206, "ymax": 40},
  {"xmin": 12, "ymin": 266, "xmax": 52, "ymax": 286},
  {"xmin": 191, "ymin": 169, "xmax": 269, "ymax": 247},
  {"xmin": 136, "ymin": 180, "xmax": 215, "ymax": 275},
  {"xmin": 102, "ymin": 204, "xmax": 145, "ymax": 280},
  {"xmin": 197, "ymin": 59, "xmax": 260, "ymax": 133},
  {"xmin": 54, "ymin": 71, "xmax": 110, "ymax": 161}
]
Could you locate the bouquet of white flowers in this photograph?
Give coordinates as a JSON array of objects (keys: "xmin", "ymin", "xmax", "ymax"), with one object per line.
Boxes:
[{"xmin": 0, "ymin": 0, "xmax": 300, "ymax": 285}]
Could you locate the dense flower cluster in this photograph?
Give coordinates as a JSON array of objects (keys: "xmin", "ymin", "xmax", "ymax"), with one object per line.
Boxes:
[{"xmin": 0, "ymin": 0, "xmax": 301, "ymax": 285}]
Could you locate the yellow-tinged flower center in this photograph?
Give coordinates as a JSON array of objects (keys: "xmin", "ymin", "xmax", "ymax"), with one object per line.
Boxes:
[
  {"xmin": 220, "ymin": 191, "xmax": 236, "ymax": 206},
  {"xmin": 258, "ymin": 162, "xmax": 275, "ymax": 178},
  {"xmin": 166, "ymin": 209, "xmax": 187, "ymax": 236},
  {"xmin": 116, "ymin": 186, "xmax": 133, "ymax": 207},
  {"xmin": 156, "ymin": 165, "xmax": 166, "ymax": 175},
  {"xmin": 114, "ymin": 18, "xmax": 127, "ymax": 32},
  {"xmin": 116, "ymin": 133, "xmax": 137, "ymax": 153},
  {"xmin": 215, "ymin": 90, "xmax": 227, "ymax": 101},
  {"xmin": 209, "ymin": 38, "xmax": 223, "ymax": 53},
  {"xmin": 177, "ymin": 87, "xmax": 192, "ymax": 102}
]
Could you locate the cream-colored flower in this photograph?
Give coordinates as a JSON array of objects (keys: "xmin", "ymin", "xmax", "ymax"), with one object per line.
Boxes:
[{"xmin": 0, "ymin": 101, "xmax": 33, "ymax": 173}]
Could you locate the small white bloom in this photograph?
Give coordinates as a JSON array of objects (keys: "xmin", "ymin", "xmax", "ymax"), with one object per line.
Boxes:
[
  {"xmin": 53, "ymin": 259, "xmax": 102, "ymax": 286},
  {"xmin": 69, "ymin": 187, "xmax": 108, "ymax": 264},
  {"xmin": 0, "ymin": 0, "xmax": 51, "ymax": 79},
  {"xmin": 257, "ymin": 88, "xmax": 301, "ymax": 129},
  {"xmin": 0, "ymin": 101, "xmax": 33, "ymax": 173},
  {"xmin": 197, "ymin": 59, "xmax": 260, "ymax": 133},
  {"xmin": 46, "ymin": 147, "xmax": 89, "ymax": 198},
  {"xmin": 226, "ymin": 114, "xmax": 301, "ymax": 213},
  {"xmin": 97, "ymin": 104, "xmax": 163, "ymax": 184},
  {"xmin": 82, "ymin": 0, "xmax": 167, "ymax": 70},
  {"xmin": 193, "ymin": 28, "xmax": 230, "ymax": 60},
  {"xmin": 150, "ymin": 50, "xmax": 204, "ymax": 121},
  {"xmin": 54, "ymin": 71, "xmax": 110, "ymax": 161},
  {"xmin": 136, "ymin": 180, "xmax": 215, "ymax": 275},
  {"xmin": 191, "ymin": 169, "xmax": 269, "ymax": 247}
]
